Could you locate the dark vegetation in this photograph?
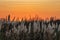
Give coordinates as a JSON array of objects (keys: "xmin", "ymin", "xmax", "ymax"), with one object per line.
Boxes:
[{"xmin": 0, "ymin": 15, "xmax": 60, "ymax": 40}]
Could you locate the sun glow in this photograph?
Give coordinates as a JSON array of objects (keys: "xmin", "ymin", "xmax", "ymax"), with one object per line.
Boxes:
[{"xmin": 0, "ymin": 0, "xmax": 60, "ymax": 20}]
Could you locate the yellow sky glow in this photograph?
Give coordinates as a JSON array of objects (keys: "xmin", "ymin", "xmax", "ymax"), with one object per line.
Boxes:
[{"xmin": 0, "ymin": 0, "xmax": 60, "ymax": 20}]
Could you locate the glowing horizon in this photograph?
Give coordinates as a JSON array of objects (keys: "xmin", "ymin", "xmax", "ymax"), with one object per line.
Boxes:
[{"xmin": 0, "ymin": 0, "xmax": 60, "ymax": 20}]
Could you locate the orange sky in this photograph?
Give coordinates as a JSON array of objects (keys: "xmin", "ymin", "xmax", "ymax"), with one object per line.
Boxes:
[{"xmin": 0, "ymin": 0, "xmax": 60, "ymax": 20}]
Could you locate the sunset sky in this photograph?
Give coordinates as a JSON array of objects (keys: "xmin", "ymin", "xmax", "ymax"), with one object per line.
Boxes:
[{"xmin": 0, "ymin": 0, "xmax": 60, "ymax": 20}]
